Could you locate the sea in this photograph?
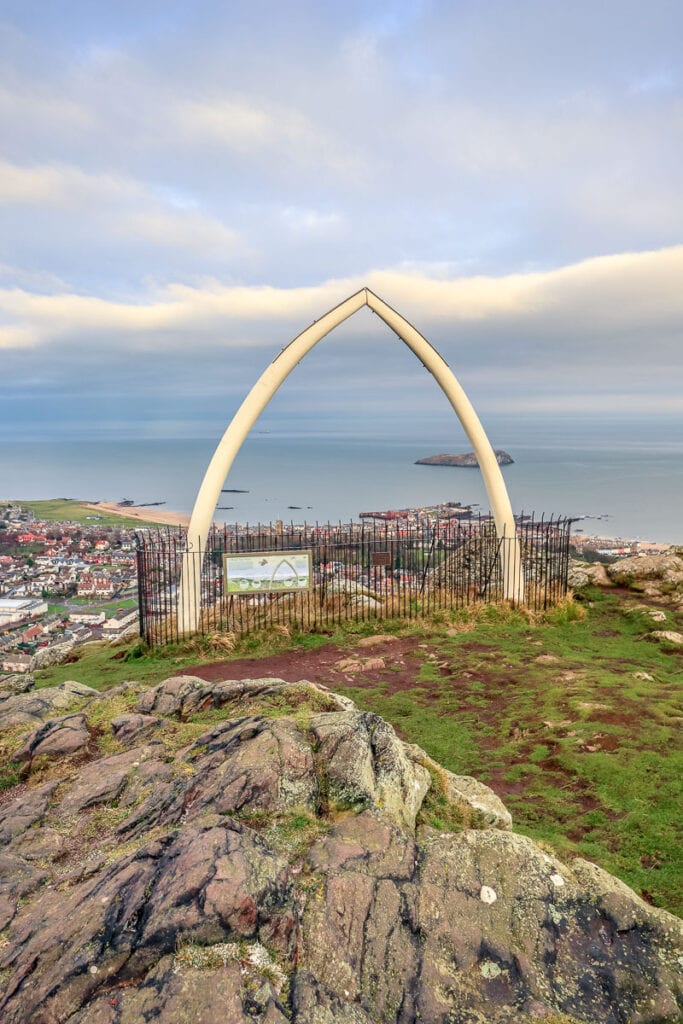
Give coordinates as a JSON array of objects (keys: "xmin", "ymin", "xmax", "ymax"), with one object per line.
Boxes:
[{"xmin": 1, "ymin": 415, "xmax": 682, "ymax": 544}]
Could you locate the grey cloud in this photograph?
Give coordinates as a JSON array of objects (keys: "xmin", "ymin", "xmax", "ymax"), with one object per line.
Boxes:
[{"xmin": 1, "ymin": 1, "xmax": 681, "ymax": 437}]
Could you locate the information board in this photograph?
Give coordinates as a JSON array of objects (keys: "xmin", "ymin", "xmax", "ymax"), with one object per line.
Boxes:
[{"xmin": 223, "ymin": 550, "xmax": 313, "ymax": 595}]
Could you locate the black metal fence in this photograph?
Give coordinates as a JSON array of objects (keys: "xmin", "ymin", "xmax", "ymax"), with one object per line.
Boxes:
[{"xmin": 136, "ymin": 515, "xmax": 572, "ymax": 647}]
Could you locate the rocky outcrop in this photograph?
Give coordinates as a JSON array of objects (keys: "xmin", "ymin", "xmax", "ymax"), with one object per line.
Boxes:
[
  {"xmin": 567, "ymin": 560, "xmax": 614, "ymax": 589},
  {"xmin": 0, "ymin": 676, "xmax": 680, "ymax": 1023},
  {"xmin": 0, "ymin": 678, "xmax": 100, "ymax": 730},
  {"xmin": 607, "ymin": 552, "xmax": 683, "ymax": 587},
  {"xmin": 570, "ymin": 551, "xmax": 683, "ymax": 608},
  {"xmin": 416, "ymin": 450, "xmax": 514, "ymax": 467}
]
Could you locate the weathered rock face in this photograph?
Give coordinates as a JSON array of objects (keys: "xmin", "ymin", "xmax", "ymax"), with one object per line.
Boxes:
[
  {"xmin": 567, "ymin": 560, "xmax": 614, "ymax": 589},
  {"xmin": 0, "ymin": 678, "xmax": 100, "ymax": 730},
  {"xmin": 570, "ymin": 551, "xmax": 683, "ymax": 608},
  {"xmin": 0, "ymin": 675, "xmax": 680, "ymax": 1024},
  {"xmin": 607, "ymin": 553, "xmax": 683, "ymax": 587}
]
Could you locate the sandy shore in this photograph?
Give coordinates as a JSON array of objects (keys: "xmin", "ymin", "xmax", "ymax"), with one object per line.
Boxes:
[{"xmin": 83, "ymin": 502, "xmax": 190, "ymax": 527}]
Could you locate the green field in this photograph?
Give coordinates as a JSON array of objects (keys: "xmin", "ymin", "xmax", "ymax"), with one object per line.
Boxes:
[
  {"xmin": 5, "ymin": 499, "xmax": 157, "ymax": 528},
  {"xmin": 47, "ymin": 597, "xmax": 138, "ymax": 618}
]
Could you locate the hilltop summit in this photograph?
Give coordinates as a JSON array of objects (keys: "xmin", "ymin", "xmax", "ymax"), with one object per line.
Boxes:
[{"xmin": 0, "ymin": 674, "xmax": 680, "ymax": 1023}]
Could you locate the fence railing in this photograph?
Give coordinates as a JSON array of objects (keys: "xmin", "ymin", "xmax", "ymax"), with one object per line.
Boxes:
[{"xmin": 136, "ymin": 515, "xmax": 572, "ymax": 647}]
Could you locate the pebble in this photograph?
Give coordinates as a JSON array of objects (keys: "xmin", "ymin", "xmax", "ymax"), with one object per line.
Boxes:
[{"xmin": 480, "ymin": 885, "xmax": 497, "ymax": 904}]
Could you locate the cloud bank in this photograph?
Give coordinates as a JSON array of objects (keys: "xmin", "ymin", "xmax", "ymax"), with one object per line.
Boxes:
[{"xmin": 0, "ymin": 1, "xmax": 681, "ymax": 436}]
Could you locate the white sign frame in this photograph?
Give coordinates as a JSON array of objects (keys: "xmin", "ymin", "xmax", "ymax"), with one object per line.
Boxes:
[{"xmin": 223, "ymin": 549, "xmax": 313, "ymax": 595}]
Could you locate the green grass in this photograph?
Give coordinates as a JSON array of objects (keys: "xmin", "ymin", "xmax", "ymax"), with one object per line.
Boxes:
[
  {"xmin": 21, "ymin": 586, "xmax": 683, "ymax": 915},
  {"xmin": 33, "ymin": 639, "xmax": 209, "ymax": 690},
  {"xmin": 333, "ymin": 591, "xmax": 683, "ymax": 914},
  {"xmin": 48, "ymin": 597, "xmax": 137, "ymax": 615},
  {"xmin": 10, "ymin": 498, "xmax": 157, "ymax": 528}
]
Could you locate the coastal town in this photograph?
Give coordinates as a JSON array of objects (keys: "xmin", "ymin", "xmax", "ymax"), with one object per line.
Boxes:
[
  {"xmin": 0, "ymin": 499, "xmax": 672, "ymax": 678},
  {"xmin": 0, "ymin": 502, "xmax": 140, "ymax": 676}
]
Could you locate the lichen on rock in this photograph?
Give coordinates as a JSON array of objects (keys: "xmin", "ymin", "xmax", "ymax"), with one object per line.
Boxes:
[{"xmin": 0, "ymin": 674, "xmax": 679, "ymax": 1023}]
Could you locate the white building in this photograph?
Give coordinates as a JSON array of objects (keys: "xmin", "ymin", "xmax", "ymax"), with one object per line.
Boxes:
[
  {"xmin": 68, "ymin": 611, "xmax": 106, "ymax": 626},
  {"xmin": 0, "ymin": 598, "xmax": 49, "ymax": 628}
]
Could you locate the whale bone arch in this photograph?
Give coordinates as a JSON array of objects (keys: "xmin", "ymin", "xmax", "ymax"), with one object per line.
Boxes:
[{"xmin": 178, "ymin": 287, "xmax": 521, "ymax": 632}]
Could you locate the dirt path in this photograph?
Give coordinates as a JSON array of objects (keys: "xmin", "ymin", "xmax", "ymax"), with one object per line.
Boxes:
[{"xmin": 180, "ymin": 636, "xmax": 428, "ymax": 692}]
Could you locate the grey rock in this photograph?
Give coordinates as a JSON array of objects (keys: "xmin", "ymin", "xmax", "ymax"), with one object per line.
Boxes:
[
  {"xmin": 568, "ymin": 560, "xmax": 613, "ymax": 588},
  {"xmin": 111, "ymin": 712, "xmax": 161, "ymax": 743},
  {"xmin": 0, "ymin": 780, "xmax": 60, "ymax": 845},
  {"xmin": 15, "ymin": 713, "xmax": 91, "ymax": 764},
  {"xmin": 11, "ymin": 826, "xmax": 68, "ymax": 863},
  {"xmin": 405, "ymin": 742, "xmax": 512, "ymax": 830},
  {"xmin": 648, "ymin": 630, "xmax": 683, "ymax": 645},
  {"xmin": 181, "ymin": 716, "xmax": 318, "ymax": 820},
  {"xmin": 607, "ymin": 553, "xmax": 683, "ymax": 585},
  {"xmin": 0, "ymin": 678, "xmax": 680, "ymax": 1024},
  {"xmin": 136, "ymin": 674, "xmax": 355, "ymax": 719},
  {"xmin": 61, "ymin": 679, "xmax": 100, "ymax": 696},
  {"xmin": 31, "ymin": 640, "xmax": 77, "ymax": 670},
  {"xmin": 0, "ymin": 852, "xmax": 51, "ymax": 930},
  {"xmin": 310, "ymin": 711, "xmax": 431, "ymax": 830},
  {"xmin": 135, "ymin": 674, "xmax": 213, "ymax": 717},
  {"xmin": 0, "ymin": 823, "xmax": 295, "ymax": 1024},
  {"xmin": 0, "ymin": 682, "xmax": 95, "ymax": 730},
  {"xmin": 0, "ymin": 674, "xmax": 35, "ymax": 696},
  {"xmin": 67, "ymin": 953, "xmax": 290, "ymax": 1024}
]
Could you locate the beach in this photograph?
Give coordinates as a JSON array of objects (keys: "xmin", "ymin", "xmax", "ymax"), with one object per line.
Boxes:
[{"xmin": 83, "ymin": 502, "xmax": 190, "ymax": 528}]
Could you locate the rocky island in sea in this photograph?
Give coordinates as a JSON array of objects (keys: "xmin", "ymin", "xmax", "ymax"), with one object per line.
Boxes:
[{"xmin": 416, "ymin": 449, "xmax": 514, "ymax": 467}]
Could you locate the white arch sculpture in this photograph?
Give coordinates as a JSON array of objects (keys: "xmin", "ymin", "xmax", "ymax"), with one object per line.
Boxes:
[{"xmin": 177, "ymin": 288, "xmax": 522, "ymax": 633}]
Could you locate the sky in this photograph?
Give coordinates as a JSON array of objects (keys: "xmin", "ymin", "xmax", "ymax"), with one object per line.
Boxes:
[{"xmin": 1, "ymin": 0, "xmax": 682, "ymax": 441}]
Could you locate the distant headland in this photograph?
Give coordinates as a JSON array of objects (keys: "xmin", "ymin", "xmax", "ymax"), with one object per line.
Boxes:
[{"xmin": 416, "ymin": 450, "xmax": 514, "ymax": 467}]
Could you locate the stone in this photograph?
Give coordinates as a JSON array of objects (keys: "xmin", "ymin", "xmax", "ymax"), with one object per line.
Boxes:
[
  {"xmin": 0, "ymin": 682, "xmax": 97, "ymax": 731},
  {"xmin": 405, "ymin": 743, "xmax": 512, "ymax": 830},
  {"xmin": 356, "ymin": 634, "xmax": 398, "ymax": 647},
  {"xmin": 568, "ymin": 561, "xmax": 613, "ymax": 588},
  {"xmin": 297, "ymin": 821, "xmax": 683, "ymax": 1024},
  {"xmin": 648, "ymin": 630, "xmax": 683, "ymax": 645},
  {"xmin": 14, "ymin": 713, "xmax": 91, "ymax": 764},
  {"xmin": 180, "ymin": 716, "xmax": 319, "ymax": 820},
  {"xmin": 309, "ymin": 711, "xmax": 431, "ymax": 830},
  {"xmin": 135, "ymin": 674, "xmax": 214, "ymax": 717},
  {"xmin": 67, "ymin": 954, "xmax": 290, "ymax": 1024},
  {"xmin": 31, "ymin": 641, "xmax": 75, "ymax": 670},
  {"xmin": 11, "ymin": 826, "xmax": 68, "ymax": 863},
  {"xmin": 334, "ymin": 657, "xmax": 363, "ymax": 672},
  {"xmin": 137, "ymin": 675, "xmax": 352, "ymax": 719},
  {"xmin": 0, "ymin": 674, "xmax": 35, "ymax": 695},
  {"xmin": 335, "ymin": 656, "xmax": 385, "ymax": 672},
  {"xmin": 61, "ymin": 680, "xmax": 100, "ymax": 696},
  {"xmin": 0, "ymin": 823, "xmax": 295, "ymax": 1024},
  {"xmin": 0, "ymin": 852, "xmax": 51, "ymax": 930},
  {"xmin": 442, "ymin": 773, "xmax": 512, "ymax": 830},
  {"xmin": 348, "ymin": 595, "xmax": 383, "ymax": 611},
  {"xmin": 607, "ymin": 553, "xmax": 683, "ymax": 585},
  {"xmin": 0, "ymin": 677, "xmax": 680, "ymax": 1024},
  {"xmin": 58, "ymin": 766, "xmax": 127, "ymax": 816},
  {"xmin": 0, "ymin": 780, "xmax": 60, "ymax": 845},
  {"xmin": 110, "ymin": 712, "xmax": 161, "ymax": 743}
]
